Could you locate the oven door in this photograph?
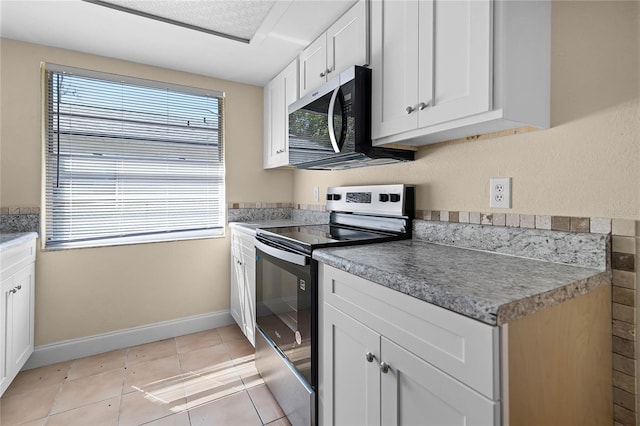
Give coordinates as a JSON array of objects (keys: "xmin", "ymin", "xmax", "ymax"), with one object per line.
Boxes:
[{"xmin": 255, "ymin": 239, "xmax": 315, "ymax": 387}]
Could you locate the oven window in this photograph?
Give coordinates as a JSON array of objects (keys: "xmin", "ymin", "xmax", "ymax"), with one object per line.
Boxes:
[{"xmin": 256, "ymin": 250, "xmax": 312, "ymax": 384}]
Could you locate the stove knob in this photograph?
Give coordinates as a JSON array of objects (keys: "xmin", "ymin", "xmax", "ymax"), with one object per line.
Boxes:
[
  {"xmin": 333, "ymin": 194, "xmax": 341, "ymax": 201},
  {"xmin": 390, "ymin": 193, "xmax": 401, "ymax": 202},
  {"xmin": 326, "ymin": 194, "xmax": 334, "ymax": 200},
  {"xmin": 379, "ymin": 194, "xmax": 389, "ymax": 202}
]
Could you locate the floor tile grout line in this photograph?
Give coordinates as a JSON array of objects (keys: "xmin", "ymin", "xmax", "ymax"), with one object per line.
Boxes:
[
  {"xmin": 246, "ymin": 386, "xmax": 268, "ymax": 425},
  {"xmin": 115, "ymin": 354, "xmax": 128, "ymax": 426},
  {"xmin": 44, "ymin": 363, "xmax": 72, "ymax": 419},
  {"xmin": 46, "ymin": 368, "xmax": 126, "ymax": 420}
]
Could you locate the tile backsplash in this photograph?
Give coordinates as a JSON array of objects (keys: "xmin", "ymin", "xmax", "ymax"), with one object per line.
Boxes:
[{"xmin": 417, "ymin": 209, "xmax": 613, "ymax": 234}]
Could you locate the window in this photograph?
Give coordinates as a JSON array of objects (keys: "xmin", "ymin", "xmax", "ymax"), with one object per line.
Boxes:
[{"xmin": 43, "ymin": 64, "xmax": 225, "ymax": 249}]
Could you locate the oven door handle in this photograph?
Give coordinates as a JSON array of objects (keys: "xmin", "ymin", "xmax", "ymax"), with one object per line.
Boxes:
[{"xmin": 255, "ymin": 239, "xmax": 309, "ymax": 266}]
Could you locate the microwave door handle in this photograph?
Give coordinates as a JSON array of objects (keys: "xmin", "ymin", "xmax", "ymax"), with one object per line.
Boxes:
[
  {"xmin": 327, "ymin": 86, "xmax": 341, "ymax": 153},
  {"xmin": 255, "ymin": 239, "xmax": 308, "ymax": 267}
]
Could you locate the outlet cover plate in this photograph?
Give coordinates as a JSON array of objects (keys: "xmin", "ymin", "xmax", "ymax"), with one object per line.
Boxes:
[{"xmin": 490, "ymin": 177, "xmax": 511, "ymax": 209}]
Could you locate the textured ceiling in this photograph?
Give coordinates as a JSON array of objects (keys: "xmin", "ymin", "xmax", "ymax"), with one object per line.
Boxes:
[
  {"xmin": 0, "ymin": 0, "xmax": 356, "ymax": 86},
  {"xmin": 94, "ymin": 0, "xmax": 277, "ymax": 42}
]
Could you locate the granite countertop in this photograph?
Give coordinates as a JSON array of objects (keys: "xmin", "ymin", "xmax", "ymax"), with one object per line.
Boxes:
[
  {"xmin": 313, "ymin": 239, "xmax": 610, "ymax": 326},
  {"xmin": 229, "ymin": 219, "xmax": 320, "ymax": 234},
  {"xmin": 0, "ymin": 232, "xmax": 38, "ymax": 251}
]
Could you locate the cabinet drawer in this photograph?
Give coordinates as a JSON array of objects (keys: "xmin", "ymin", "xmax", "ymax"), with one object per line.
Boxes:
[
  {"xmin": 0, "ymin": 239, "xmax": 36, "ymax": 278},
  {"xmin": 321, "ymin": 264, "xmax": 499, "ymax": 399}
]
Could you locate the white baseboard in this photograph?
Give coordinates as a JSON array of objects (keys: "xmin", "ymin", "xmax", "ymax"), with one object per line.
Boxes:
[{"xmin": 23, "ymin": 310, "xmax": 235, "ymax": 370}]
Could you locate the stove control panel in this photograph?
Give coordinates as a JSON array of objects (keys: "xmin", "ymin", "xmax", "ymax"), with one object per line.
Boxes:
[{"xmin": 326, "ymin": 184, "xmax": 414, "ymax": 217}]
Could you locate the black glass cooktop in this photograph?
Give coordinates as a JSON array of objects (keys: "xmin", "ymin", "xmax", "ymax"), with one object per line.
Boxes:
[{"xmin": 256, "ymin": 224, "xmax": 401, "ymax": 255}]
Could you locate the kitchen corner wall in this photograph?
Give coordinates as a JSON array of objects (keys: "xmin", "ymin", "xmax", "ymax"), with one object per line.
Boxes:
[
  {"xmin": 0, "ymin": 39, "xmax": 294, "ymax": 345},
  {"xmin": 293, "ymin": 1, "xmax": 640, "ymax": 424}
]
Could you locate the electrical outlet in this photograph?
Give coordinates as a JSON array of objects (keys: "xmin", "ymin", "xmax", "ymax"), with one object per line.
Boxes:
[
  {"xmin": 490, "ymin": 177, "xmax": 511, "ymax": 209},
  {"xmin": 313, "ymin": 186, "xmax": 319, "ymax": 202}
]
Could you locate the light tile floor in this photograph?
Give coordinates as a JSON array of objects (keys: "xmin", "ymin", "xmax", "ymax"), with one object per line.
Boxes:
[{"xmin": 0, "ymin": 324, "xmax": 290, "ymax": 426}]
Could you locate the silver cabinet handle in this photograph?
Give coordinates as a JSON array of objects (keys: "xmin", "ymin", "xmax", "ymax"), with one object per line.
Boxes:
[
  {"xmin": 320, "ymin": 68, "xmax": 331, "ymax": 78},
  {"xmin": 9, "ymin": 288, "xmax": 17, "ymax": 294},
  {"xmin": 326, "ymin": 68, "xmax": 333, "ymax": 75},
  {"xmin": 365, "ymin": 352, "xmax": 375, "ymax": 363},
  {"xmin": 406, "ymin": 106, "xmax": 415, "ymax": 114},
  {"xmin": 419, "ymin": 101, "xmax": 430, "ymax": 110},
  {"xmin": 320, "ymin": 71, "xmax": 326, "ymax": 77},
  {"xmin": 15, "ymin": 285, "xmax": 22, "ymax": 291},
  {"xmin": 276, "ymin": 149, "xmax": 285, "ymax": 154},
  {"xmin": 380, "ymin": 361, "xmax": 390, "ymax": 374}
]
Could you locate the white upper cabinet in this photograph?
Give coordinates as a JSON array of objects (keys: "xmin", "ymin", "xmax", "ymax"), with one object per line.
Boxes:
[
  {"xmin": 420, "ymin": 0, "xmax": 492, "ymax": 127},
  {"xmin": 372, "ymin": 0, "xmax": 550, "ymax": 146},
  {"xmin": 299, "ymin": 34, "xmax": 328, "ymax": 99},
  {"xmin": 264, "ymin": 58, "xmax": 298, "ymax": 169},
  {"xmin": 299, "ymin": 0, "xmax": 369, "ymax": 98},
  {"xmin": 370, "ymin": 0, "xmax": 421, "ymax": 138}
]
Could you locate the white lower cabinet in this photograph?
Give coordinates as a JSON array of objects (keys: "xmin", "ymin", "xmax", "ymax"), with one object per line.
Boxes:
[
  {"xmin": 318, "ymin": 261, "xmax": 613, "ymax": 425},
  {"xmin": 319, "ymin": 263, "xmax": 499, "ymax": 426},
  {"xmin": 1, "ymin": 238, "xmax": 36, "ymax": 396},
  {"xmin": 229, "ymin": 226, "xmax": 256, "ymax": 346}
]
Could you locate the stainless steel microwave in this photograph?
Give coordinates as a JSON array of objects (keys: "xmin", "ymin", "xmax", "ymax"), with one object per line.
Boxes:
[{"xmin": 287, "ymin": 66, "xmax": 414, "ymax": 170}]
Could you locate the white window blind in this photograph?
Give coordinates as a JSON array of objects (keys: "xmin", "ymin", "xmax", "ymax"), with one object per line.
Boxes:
[{"xmin": 43, "ymin": 64, "xmax": 225, "ymax": 249}]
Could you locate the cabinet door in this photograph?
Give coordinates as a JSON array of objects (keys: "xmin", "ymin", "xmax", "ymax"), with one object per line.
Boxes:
[
  {"xmin": 371, "ymin": 0, "xmax": 421, "ymax": 139},
  {"xmin": 418, "ymin": 0, "xmax": 492, "ymax": 128},
  {"xmin": 7, "ymin": 264, "xmax": 34, "ymax": 374},
  {"xmin": 327, "ymin": 0, "xmax": 368, "ymax": 78},
  {"xmin": 322, "ymin": 303, "xmax": 380, "ymax": 426},
  {"xmin": 230, "ymin": 231, "xmax": 244, "ymax": 328},
  {"xmin": 264, "ymin": 77, "xmax": 285, "ymax": 168},
  {"xmin": 299, "ymin": 33, "xmax": 327, "ymax": 98},
  {"xmin": 264, "ymin": 59, "xmax": 297, "ymax": 169},
  {"xmin": 381, "ymin": 338, "xmax": 498, "ymax": 426},
  {"xmin": 240, "ymin": 239, "xmax": 256, "ymax": 346},
  {"xmin": 283, "ymin": 60, "xmax": 299, "ymax": 109},
  {"xmin": 0, "ymin": 275, "xmax": 9, "ymax": 395}
]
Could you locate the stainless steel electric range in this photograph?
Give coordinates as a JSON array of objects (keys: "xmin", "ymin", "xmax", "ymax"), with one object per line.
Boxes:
[{"xmin": 253, "ymin": 184, "xmax": 415, "ymax": 426}]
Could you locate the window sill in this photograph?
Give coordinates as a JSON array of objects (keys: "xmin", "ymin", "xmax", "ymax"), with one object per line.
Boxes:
[{"xmin": 43, "ymin": 229, "xmax": 224, "ymax": 251}]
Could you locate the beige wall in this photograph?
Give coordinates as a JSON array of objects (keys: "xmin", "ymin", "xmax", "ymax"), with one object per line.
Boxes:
[
  {"xmin": 0, "ymin": 39, "xmax": 293, "ymax": 345},
  {"xmin": 293, "ymin": 1, "xmax": 640, "ymax": 221}
]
